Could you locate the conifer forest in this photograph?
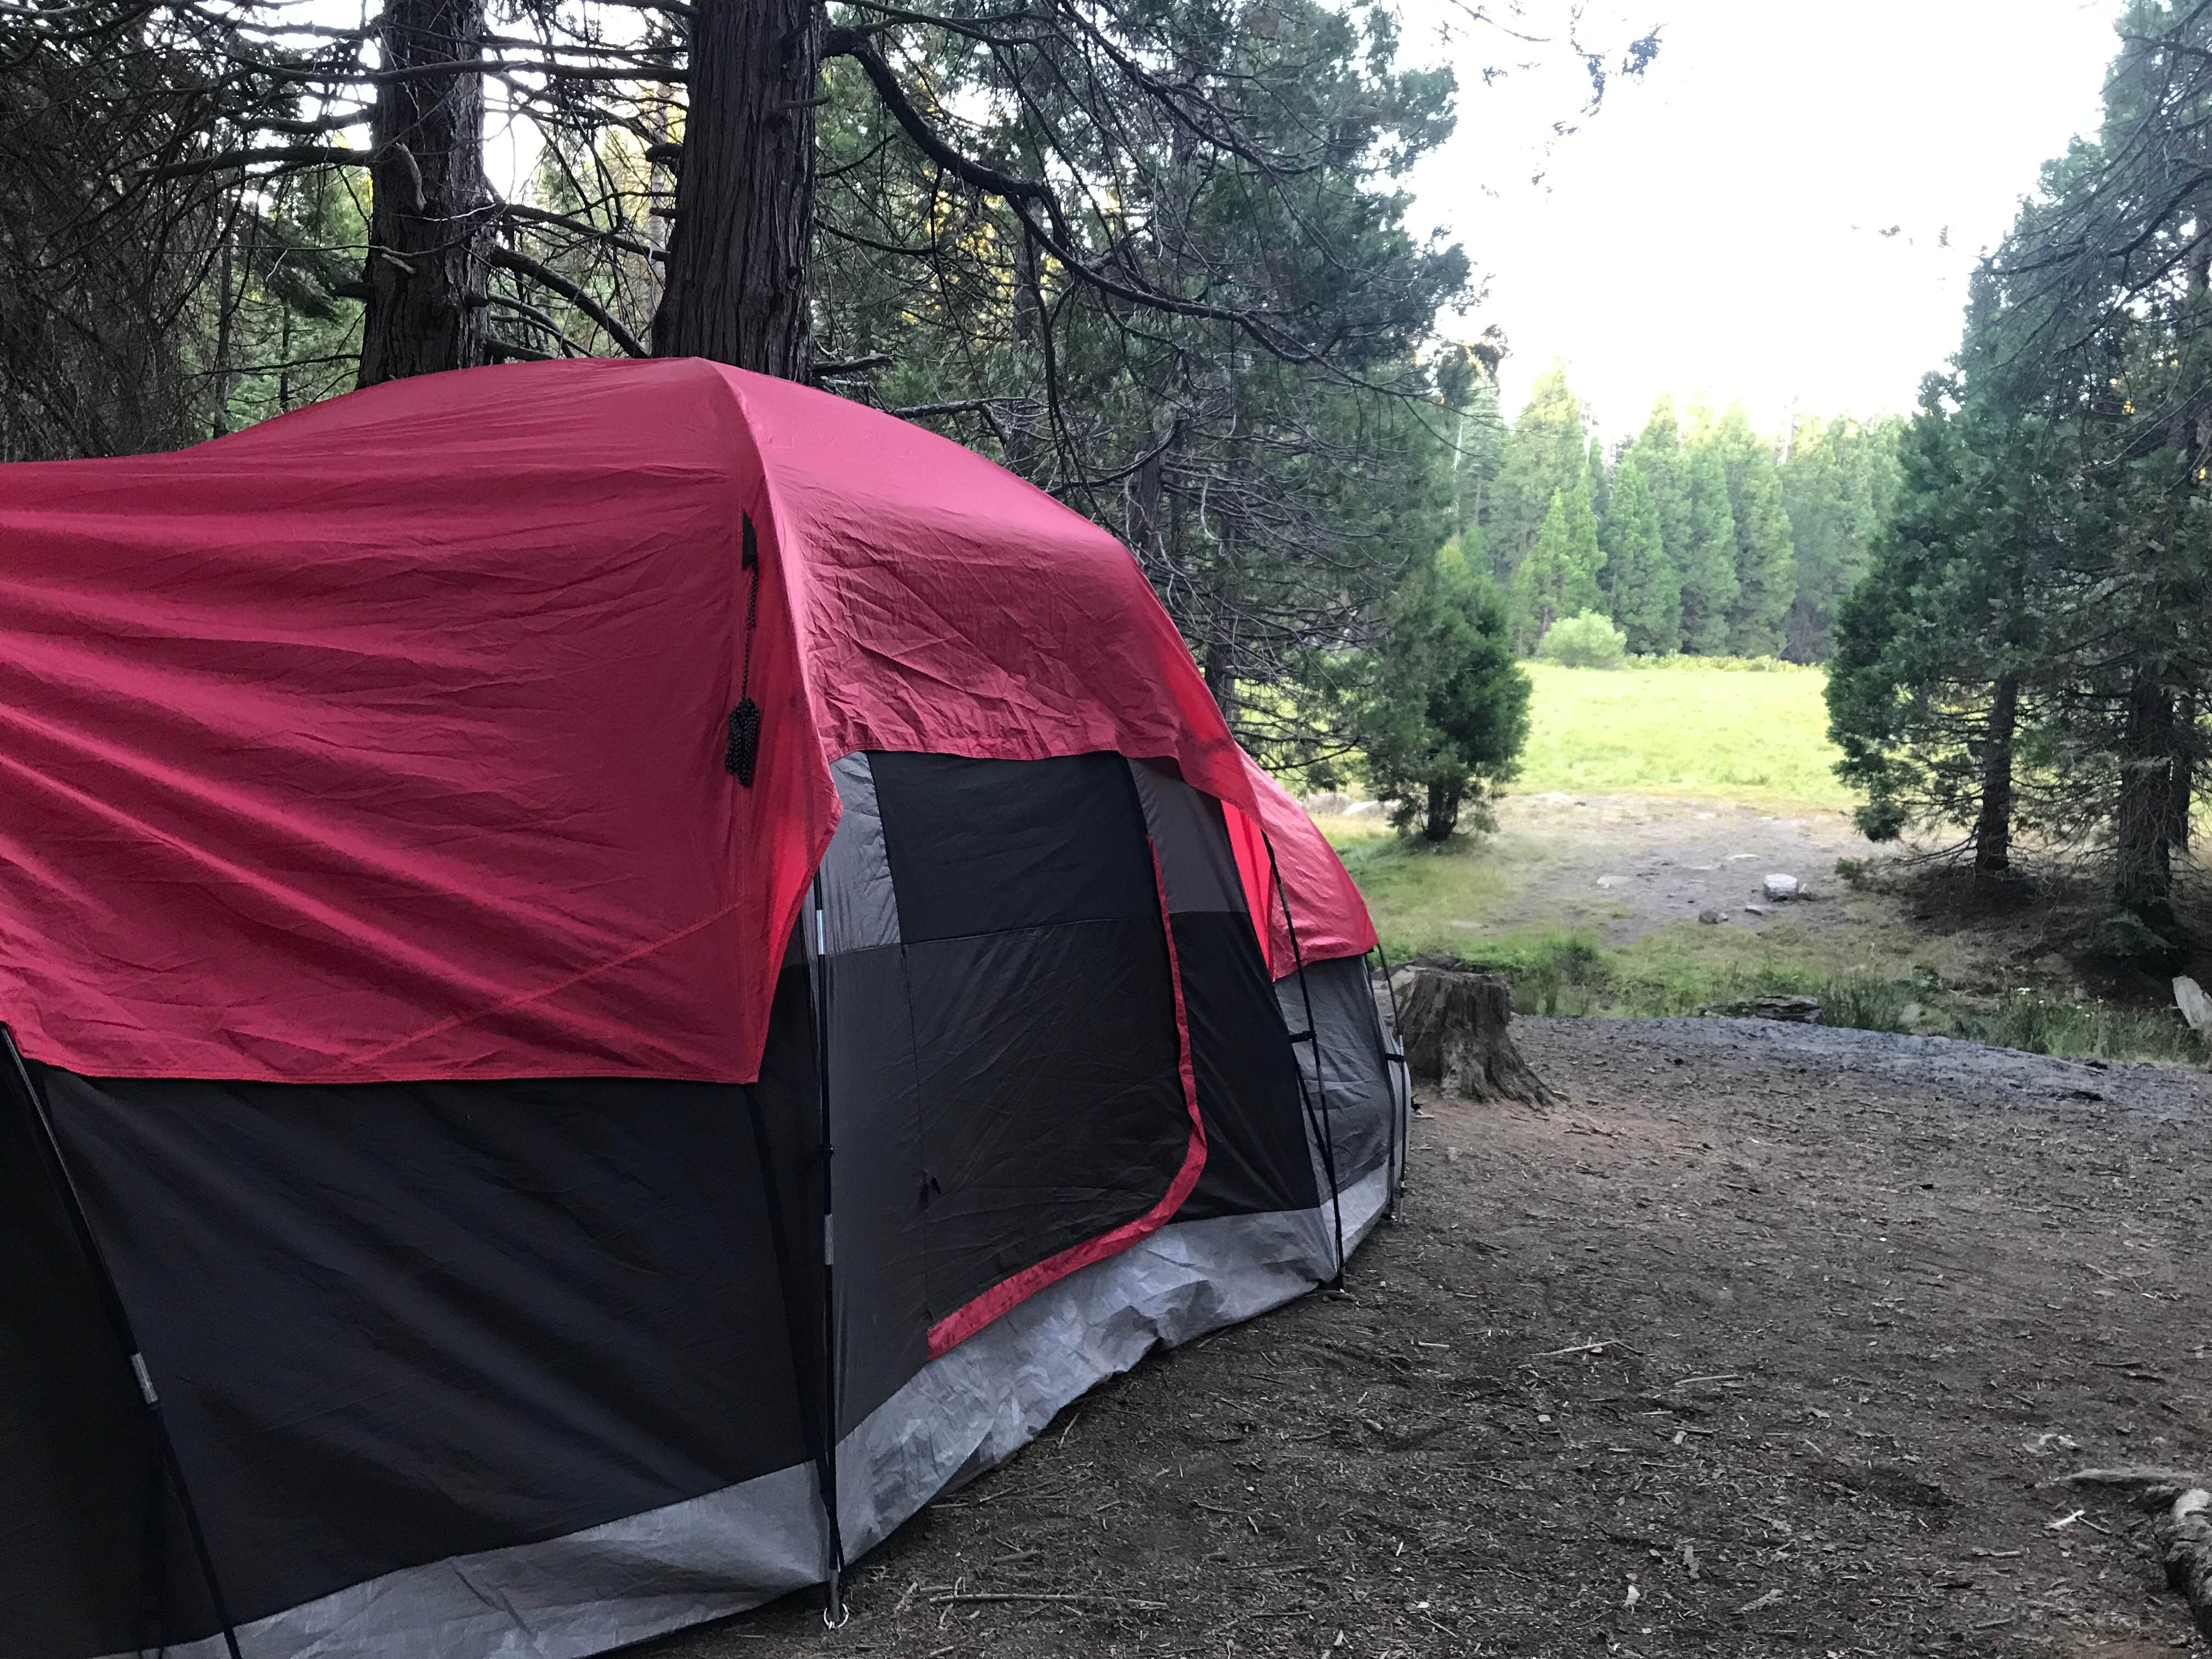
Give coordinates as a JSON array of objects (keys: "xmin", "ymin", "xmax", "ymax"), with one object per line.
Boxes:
[{"xmin": 9, "ymin": 0, "xmax": 2212, "ymax": 968}]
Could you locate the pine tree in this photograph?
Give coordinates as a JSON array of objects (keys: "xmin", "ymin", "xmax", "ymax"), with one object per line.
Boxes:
[
  {"xmin": 1714, "ymin": 404, "xmax": 1796, "ymax": 656},
  {"xmin": 1586, "ymin": 433, "xmax": 1615, "ymax": 597},
  {"xmin": 1513, "ymin": 479, "xmax": 1605, "ymax": 650},
  {"xmin": 1357, "ymin": 540, "xmax": 1532, "ymax": 840},
  {"xmin": 1779, "ymin": 415, "xmax": 1905, "ymax": 661},
  {"xmin": 1604, "ymin": 456, "xmax": 1680, "ymax": 654},
  {"xmin": 1450, "ymin": 376, "xmax": 1508, "ymax": 546},
  {"xmin": 1677, "ymin": 441, "xmax": 1740, "ymax": 654},
  {"xmin": 1623, "ymin": 396, "xmax": 1690, "ymax": 571},
  {"xmin": 1487, "ymin": 365, "xmax": 1588, "ymax": 585},
  {"xmin": 1826, "ymin": 357, "xmax": 2057, "ymax": 879}
]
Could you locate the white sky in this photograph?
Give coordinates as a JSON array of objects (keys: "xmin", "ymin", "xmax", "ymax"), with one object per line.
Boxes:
[{"xmin": 1403, "ymin": 0, "xmax": 2128, "ymax": 442}]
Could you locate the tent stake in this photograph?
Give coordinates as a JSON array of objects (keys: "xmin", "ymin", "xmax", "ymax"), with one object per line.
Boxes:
[
  {"xmin": 1260, "ymin": 837, "xmax": 1346, "ymax": 1290},
  {"xmin": 1, "ymin": 1025, "xmax": 249, "ymax": 1659}
]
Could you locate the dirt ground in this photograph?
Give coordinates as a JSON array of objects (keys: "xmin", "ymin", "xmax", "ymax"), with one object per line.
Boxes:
[
  {"xmin": 641, "ymin": 1016, "xmax": 2212, "ymax": 1658},
  {"xmin": 1483, "ymin": 792, "xmax": 1875, "ymax": 944}
]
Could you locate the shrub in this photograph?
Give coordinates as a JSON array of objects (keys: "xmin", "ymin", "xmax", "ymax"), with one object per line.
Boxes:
[
  {"xmin": 1974, "ymin": 989, "xmax": 2207, "ymax": 1063},
  {"xmin": 1535, "ymin": 611, "xmax": 1629, "ymax": 670},
  {"xmin": 1819, "ymin": 973, "xmax": 1911, "ymax": 1033}
]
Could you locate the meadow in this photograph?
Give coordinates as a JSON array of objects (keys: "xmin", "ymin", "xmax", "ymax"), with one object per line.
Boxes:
[
  {"xmin": 1321, "ymin": 658, "xmax": 2210, "ymax": 1063},
  {"xmin": 1513, "ymin": 656, "xmax": 1849, "ymax": 810}
]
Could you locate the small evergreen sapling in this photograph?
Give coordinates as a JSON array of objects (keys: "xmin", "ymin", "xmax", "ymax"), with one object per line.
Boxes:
[{"xmin": 1356, "ymin": 541, "xmax": 1532, "ymax": 842}]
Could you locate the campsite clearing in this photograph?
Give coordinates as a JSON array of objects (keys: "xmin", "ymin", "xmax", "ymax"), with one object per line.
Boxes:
[{"xmin": 649, "ymin": 1014, "xmax": 2210, "ymax": 1657}]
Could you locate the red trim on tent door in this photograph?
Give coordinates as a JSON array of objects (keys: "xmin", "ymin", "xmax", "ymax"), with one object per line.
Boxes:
[{"xmin": 924, "ymin": 843, "xmax": 1207, "ymax": 1359}]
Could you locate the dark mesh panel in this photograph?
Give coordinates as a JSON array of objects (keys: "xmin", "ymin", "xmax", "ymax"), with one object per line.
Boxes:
[
  {"xmin": 35, "ymin": 1057, "xmax": 817, "ymax": 1628},
  {"xmin": 1169, "ymin": 911, "xmax": 1319, "ymax": 1220},
  {"xmin": 0, "ymin": 1066, "xmax": 217, "ymax": 1658},
  {"xmin": 868, "ymin": 751, "xmax": 1154, "ymax": 942},
  {"xmin": 906, "ymin": 918, "xmax": 1188, "ymax": 1324}
]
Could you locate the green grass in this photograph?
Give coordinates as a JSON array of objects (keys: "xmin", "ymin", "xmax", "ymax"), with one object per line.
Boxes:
[
  {"xmin": 1328, "ymin": 830, "xmax": 1551, "ymax": 959},
  {"xmin": 1393, "ymin": 925, "xmax": 2209, "ymax": 1059},
  {"xmin": 1971, "ymin": 989, "xmax": 2209, "ymax": 1064},
  {"xmin": 1513, "ymin": 659, "xmax": 1850, "ymax": 810},
  {"xmin": 1319, "ymin": 655, "xmax": 2209, "ymax": 1066},
  {"xmin": 1424, "ymin": 925, "xmax": 1839, "ymax": 1019}
]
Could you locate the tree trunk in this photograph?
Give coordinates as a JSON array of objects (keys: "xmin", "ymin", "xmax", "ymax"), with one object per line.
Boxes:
[
  {"xmin": 650, "ymin": 0, "xmax": 820, "ymax": 376},
  {"xmin": 358, "ymin": 0, "xmax": 492, "ymax": 387},
  {"xmin": 1973, "ymin": 672, "xmax": 2018, "ymax": 879},
  {"xmin": 2169, "ymin": 691, "xmax": 2196, "ymax": 857},
  {"xmin": 2111, "ymin": 662, "xmax": 2187, "ymax": 962},
  {"xmin": 1396, "ymin": 966, "xmax": 1553, "ymax": 1107},
  {"xmin": 1422, "ymin": 780, "xmax": 1460, "ymax": 842},
  {"xmin": 1203, "ymin": 636, "xmax": 1236, "ymax": 725},
  {"xmin": 1124, "ymin": 410, "xmax": 1176, "ymax": 563}
]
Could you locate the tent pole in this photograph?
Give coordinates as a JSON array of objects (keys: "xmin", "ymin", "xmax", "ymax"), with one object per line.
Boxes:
[
  {"xmin": 1, "ymin": 1025, "xmax": 249, "ymax": 1659},
  {"xmin": 1370, "ymin": 940, "xmax": 1410, "ymax": 1222},
  {"xmin": 809, "ymin": 878, "xmax": 850, "ymax": 1630},
  {"xmin": 1259, "ymin": 837, "xmax": 1346, "ymax": 1290}
]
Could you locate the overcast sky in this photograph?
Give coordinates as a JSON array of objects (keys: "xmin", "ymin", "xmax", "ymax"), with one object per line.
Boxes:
[{"xmin": 1402, "ymin": 0, "xmax": 2127, "ymax": 442}]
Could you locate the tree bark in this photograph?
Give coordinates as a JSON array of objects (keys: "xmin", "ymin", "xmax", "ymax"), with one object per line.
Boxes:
[
  {"xmin": 1973, "ymin": 672, "xmax": 2018, "ymax": 879},
  {"xmin": 650, "ymin": 0, "xmax": 820, "ymax": 377},
  {"xmin": 1423, "ymin": 780, "xmax": 1460, "ymax": 842},
  {"xmin": 1396, "ymin": 966, "xmax": 1553, "ymax": 1107},
  {"xmin": 1203, "ymin": 636, "xmax": 1236, "ymax": 725},
  {"xmin": 2112, "ymin": 661, "xmax": 2187, "ymax": 961},
  {"xmin": 358, "ymin": 0, "xmax": 492, "ymax": 387}
]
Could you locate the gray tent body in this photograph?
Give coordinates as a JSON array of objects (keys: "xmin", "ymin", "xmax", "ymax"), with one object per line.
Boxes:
[{"xmin": 3, "ymin": 751, "xmax": 1404, "ymax": 1659}]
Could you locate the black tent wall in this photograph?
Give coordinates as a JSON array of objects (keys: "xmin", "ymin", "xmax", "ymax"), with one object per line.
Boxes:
[{"xmin": 0, "ymin": 751, "xmax": 1403, "ymax": 1659}]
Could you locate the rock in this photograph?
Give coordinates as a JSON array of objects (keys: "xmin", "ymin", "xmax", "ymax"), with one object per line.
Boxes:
[
  {"xmin": 1343, "ymin": 800, "xmax": 1383, "ymax": 819},
  {"xmin": 2175, "ymin": 975, "xmax": 2212, "ymax": 1032},
  {"xmin": 1763, "ymin": 873, "xmax": 1801, "ymax": 901},
  {"xmin": 1705, "ymin": 994, "xmax": 1821, "ymax": 1023},
  {"xmin": 1742, "ymin": 903, "xmax": 1768, "ymax": 917},
  {"xmin": 1301, "ymin": 791, "xmax": 1352, "ymax": 817},
  {"xmin": 1757, "ymin": 995, "xmax": 1821, "ymax": 1022},
  {"xmin": 1698, "ymin": 909, "xmax": 1725, "ymax": 925}
]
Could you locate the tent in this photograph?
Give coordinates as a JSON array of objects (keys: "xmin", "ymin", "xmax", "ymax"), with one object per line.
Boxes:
[{"xmin": 0, "ymin": 358, "xmax": 1408, "ymax": 1659}]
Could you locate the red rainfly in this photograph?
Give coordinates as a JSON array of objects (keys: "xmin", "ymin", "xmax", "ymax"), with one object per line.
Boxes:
[{"xmin": 0, "ymin": 359, "xmax": 1375, "ymax": 1085}]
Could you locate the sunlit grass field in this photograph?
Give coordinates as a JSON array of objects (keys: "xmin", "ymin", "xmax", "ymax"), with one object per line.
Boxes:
[
  {"xmin": 1513, "ymin": 658, "xmax": 1849, "ymax": 811},
  {"xmin": 1314, "ymin": 657, "xmax": 2210, "ymax": 1062}
]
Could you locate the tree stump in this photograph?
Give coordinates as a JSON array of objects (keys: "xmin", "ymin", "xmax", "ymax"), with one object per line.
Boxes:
[
  {"xmin": 1395, "ymin": 966, "xmax": 1554, "ymax": 1107},
  {"xmin": 2063, "ymin": 1468, "xmax": 2212, "ymax": 1642}
]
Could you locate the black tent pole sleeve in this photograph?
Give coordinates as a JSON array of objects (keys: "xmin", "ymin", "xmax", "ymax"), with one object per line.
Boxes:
[
  {"xmin": 810, "ymin": 877, "xmax": 850, "ymax": 1630},
  {"xmin": 1370, "ymin": 941, "xmax": 1410, "ymax": 1221},
  {"xmin": 1259, "ymin": 837, "xmax": 1346, "ymax": 1290},
  {"xmin": 1, "ymin": 1024, "xmax": 249, "ymax": 1659}
]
